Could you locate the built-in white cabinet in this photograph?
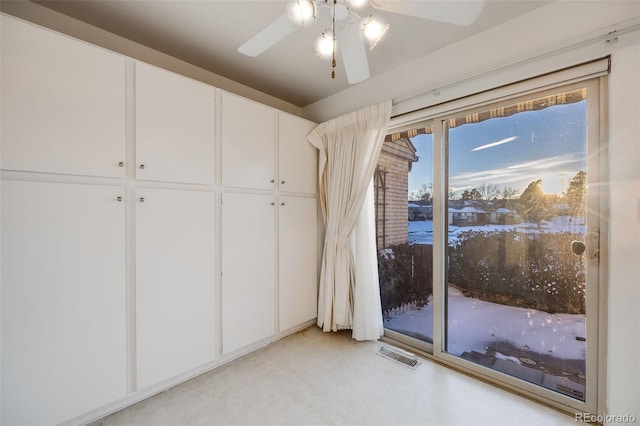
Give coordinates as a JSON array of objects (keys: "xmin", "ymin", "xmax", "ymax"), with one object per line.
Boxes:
[
  {"xmin": 135, "ymin": 62, "xmax": 216, "ymax": 185},
  {"xmin": 221, "ymin": 192, "xmax": 318, "ymax": 351},
  {"xmin": 135, "ymin": 188, "xmax": 216, "ymax": 389},
  {"xmin": 221, "ymin": 192, "xmax": 276, "ymax": 354},
  {"xmin": 1, "ymin": 180, "xmax": 127, "ymax": 426},
  {"xmin": 0, "ymin": 14, "xmax": 126, "ymax": 178},
  {"xmin": 221, "ymin": 92, "xmax": 276, "ymax": 190},
  {"xmin": 197, "ymin": 92, "xmax": 320, "ymax": 355},
  {"xmin": 1, "ymin": 14, "xmax": 318, "ymax": 425},
  {"xmin": 220, "ymin": 93, "xmax": 317, "ymax": 194},
  {"xmin": 278, "ymin": 113, "xmax": 318, "ymax": 194},
  {"xmin": 279, "ymin": 196, "xmax": 319, "ymax": 331}
]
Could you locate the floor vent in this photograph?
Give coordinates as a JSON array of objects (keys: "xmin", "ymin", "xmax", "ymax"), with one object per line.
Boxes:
[{"xmin": 377, "ymin": 346, "xmax": 422, "ymax": 369}]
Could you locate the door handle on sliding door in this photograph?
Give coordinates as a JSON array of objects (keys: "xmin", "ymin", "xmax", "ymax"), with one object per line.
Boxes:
[{"xmin": 571, "ymin": 231, "xmax": 599, "ymax": 265}]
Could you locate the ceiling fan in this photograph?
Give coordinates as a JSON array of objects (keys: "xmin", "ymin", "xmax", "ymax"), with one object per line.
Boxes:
[{"xmin": 238, "ymin": 0, "xmax": 486, "ymax": 85}]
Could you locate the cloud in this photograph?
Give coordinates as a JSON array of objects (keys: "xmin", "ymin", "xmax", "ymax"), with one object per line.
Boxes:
[
  {"xmin": 471, "ymin": 136, "xmax": 518, "ymax": 152},
  {"xmin": 507, "ymin": 153, "xmax": 584, "ymax": 171},
  {"xmin": 449, "ymin": 153, "xmax": 585, "ymax": 193}
]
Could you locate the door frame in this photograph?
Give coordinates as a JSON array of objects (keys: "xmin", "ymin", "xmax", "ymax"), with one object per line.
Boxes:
[{"xmin": 385, "ymin": 69, "xmax": 609, "ymax": 417}]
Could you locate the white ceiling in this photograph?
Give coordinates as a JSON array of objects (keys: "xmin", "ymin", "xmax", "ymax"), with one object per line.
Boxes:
[{"xmin": 31, "ymin": 0, "xmax": 551, "ymax": 108}]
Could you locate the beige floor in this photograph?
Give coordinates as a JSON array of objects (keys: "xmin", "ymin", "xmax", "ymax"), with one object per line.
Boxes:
[{"xmin": 91, "ymin": 326, "xmax": 577, "ymax": 426}]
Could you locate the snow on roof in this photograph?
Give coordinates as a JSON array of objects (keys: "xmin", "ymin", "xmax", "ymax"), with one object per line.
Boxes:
[
  {"xmin": 496, "ymin": 207, "xmax": 514, "ymax": 213},
  {"xmin": 450, "ymin": 206, "xmax": 486, "ymax": 213},
  {"xmin": 408, "ymin": 203, "xmax": 422, "ymax": 208}
]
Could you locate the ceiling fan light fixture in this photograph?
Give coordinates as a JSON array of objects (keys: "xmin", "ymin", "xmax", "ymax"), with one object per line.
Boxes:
[
  {"xmin": 287, "ymin": 0, "xmax": 315, "ymax": 26},
  {"xmin": 346, "ymin": 0, "xmax": 369, "ymax": 9},
  {"xmin": 362, "ymin": 15, "xmax": 389, "ymax": 49},
  {"xmin": 314, "ymin": 32, "xmax": 334, "ymax": 59}
]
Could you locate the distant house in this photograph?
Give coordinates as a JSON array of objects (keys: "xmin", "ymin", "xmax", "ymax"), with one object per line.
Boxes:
[
  {"xmin": 374, "ymin": 137, "xmax": 418, "ymax": 248},
  {"xmin": 447, "ymin": 201, "xmax": 520, "ymax": 226},
  {"xmin": 409, "ymin": 202, "xmax": 432, "ymax": 221},
  {"xmin": 495, "ymin": 207, "xmax": 517, "ymax": 224},
  {"xmin": 449, "ymin": 206, "xmax": 487, "ymax": 226}
]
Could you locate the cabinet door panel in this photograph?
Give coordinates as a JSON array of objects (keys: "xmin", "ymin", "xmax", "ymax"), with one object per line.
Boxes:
[
  {"xmin": 1, "ymin": 180, "xmax": 126, "ymax": 425},
  {"xmin": 1, "ymin": 15, "xmax": 126, "ymax": 177},
  {"xmin": 221, "ymin": 193, "xmax": 275, "ymax": 354},
  {"xmin": 135, "ymin": 62, "xmax": 216, "ymax": 185},
  {"xmin": 278, "ymin": 114, "xmax": 318, "ymax": 194},
  {"xmin": 135, "ymin": 188, "xmax": 216, "ymax": 389},
  {"xmin": 221, "ymin": 93, "xmax": 275, "ymax": 190},
  {"xmin": 279, "ymin": 196, "xmax": 318, "ymax": 331}
]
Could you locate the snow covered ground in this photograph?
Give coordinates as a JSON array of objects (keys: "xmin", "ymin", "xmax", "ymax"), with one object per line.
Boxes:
[
  {"xmin": 392, "ymin": 215, "xmax": 588, "ymax": 363},
  {"xmin": 389, "ymin": 214, "xmax": 588, "ymax": 390},
  {"xmin": 408, "ymin": 215, "xmax": 586, "ymax": 245},
  {"xmin": 385, "ymin": 286, "xmax": 586, "ymax": 360}
]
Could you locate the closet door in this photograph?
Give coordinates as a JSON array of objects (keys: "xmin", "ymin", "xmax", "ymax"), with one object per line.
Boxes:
[
  {"xmin": 1, "ymin": 180, "xmax": 126, "ymax": 425},
  {"xmin": 278, "ymin": 113, "xmax": 318, "ymax": 194},
  {"xmin": 0, "ymin": 15, "xmax": 126, "ymax": 177},
  {"xmin": 278, "ymin": 196, "xmax": 319, "ymax": 331},
  {"xmin": 221, "ymin": 192, "xmax": 276, "ymax": 354},
  {"xmin": 221, "ymin": 92, "xmax": 276, "ymax": 190},
  {"xmin": 135, "ymin": 188, "xmax": 216, "ymax": 389},
  {"xmin": 135, "ymin": 62, "xmax": 216, "ymax": 185}
]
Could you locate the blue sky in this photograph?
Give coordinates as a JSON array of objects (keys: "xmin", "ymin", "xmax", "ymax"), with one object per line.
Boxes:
[{"xmin": 408, "ymin": 100, "xmax": 587, "ymax": 198}]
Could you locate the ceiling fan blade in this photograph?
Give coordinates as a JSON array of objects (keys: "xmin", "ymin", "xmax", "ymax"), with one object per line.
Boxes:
[
  {"xmin": 238, "ymin": 14, "xmax": 294, "ymax": 57},
  {"xmin": 371, "ymin": 0, "xmax": 485, "ymax": 26},
  {"xmin": 336, "ymin": 24, "xmax": 370, "ymax": 85}
]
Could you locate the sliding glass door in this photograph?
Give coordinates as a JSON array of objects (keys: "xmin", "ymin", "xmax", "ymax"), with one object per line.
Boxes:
[
  {"xmin": 376, "ymin": 132, "xmax": 434, "ymax": 351},
  {"xmin": 380, "ymin": 77, "xmax": 604, "ymax": 414}
]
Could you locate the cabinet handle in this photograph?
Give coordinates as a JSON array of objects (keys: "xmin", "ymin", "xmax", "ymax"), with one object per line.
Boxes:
[
  {"xmin": 118, "ymin": 161, "xmax": 124, "ymax": 167},
  {"xmin": 281, "ymin": 202, "xmax": 285, "ymax": 206},
  {"xmin": 139, "ymin": 164, "xmax": 145, "ymax": 170},
  {"xmin": 270, "ymin": 202, "xmax": 275, "ymax": 206},
  {"xmin": 270, "ymin": 179, "xmax": 275, "ymax": 183},
  {"xmin": 139, "ymin": 197, "xmax": 145, "ymax": 203},
  {"xmin": 281, "ymin": 180, "xmax": 285, "ymax": 184},
  {"xmin": 116, "ymin": 196, "xmax": 123, "ymax": 202}
]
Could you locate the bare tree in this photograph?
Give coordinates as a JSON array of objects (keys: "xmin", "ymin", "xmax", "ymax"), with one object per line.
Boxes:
[
  {"xmin": 477, "ymin": 183, "xmax": 499, "ymax": 200},
  {"xmin": 501, "ymin": 186, "xmax": 519, "ymax": 200},
  {"xmin": 409, "ymin": 183, "xmax": 433, "ymax": 203}
]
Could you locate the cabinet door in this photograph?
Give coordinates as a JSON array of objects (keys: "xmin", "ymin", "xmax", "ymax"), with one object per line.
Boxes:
[
  {"xmin": 279, "ymin": 196, "xmax": 319, "ymax": 331},
  {"xmin": 278, "ymin": 113, "xmax": 318, "ymax": 194},
  {"xmin": 1, "ymin": 180, "xmax": 126, "ymax": 425},
  {"xmin": 221, "ymin": 192, "xmax": 276, "ymax": 354},
  {"xmin": 0, "ymin": 15, "xmax": 126, "ymax": 177},
  {"xmin": 135, "ymin": 62, "xmax": 216, "ymax": 185},
  {"xmin": 221, "ymin": 92, "xmax": 276, "ymax": 190},
  {"xmin": 135, "ymin": 188, "xmax": 216, "ymax": 389}
]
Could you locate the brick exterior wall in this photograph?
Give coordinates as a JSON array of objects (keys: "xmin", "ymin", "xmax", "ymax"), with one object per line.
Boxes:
[{"xmin": 375, "ymin": 138, "xmax": 417, "ymax": 249}]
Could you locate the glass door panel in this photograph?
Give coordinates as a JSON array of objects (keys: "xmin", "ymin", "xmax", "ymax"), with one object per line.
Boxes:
[
  {"xmin": 376, "ymin": 132, "xmax": 434, "ymax": 348},
  {"xmin": 443, "ymin": 85, "xmax": 596, "ymax": 404}
]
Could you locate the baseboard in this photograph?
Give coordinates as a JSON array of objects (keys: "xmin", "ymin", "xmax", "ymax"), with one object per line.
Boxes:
[{"xmin": 62, "ymin": 320, "xmax": 317, "ymax": 426}]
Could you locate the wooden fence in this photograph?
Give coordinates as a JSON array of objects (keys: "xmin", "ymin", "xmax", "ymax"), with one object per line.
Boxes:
[{"xmin": 380, "ymin": 243, "xmax": 433, "ymax": 318}]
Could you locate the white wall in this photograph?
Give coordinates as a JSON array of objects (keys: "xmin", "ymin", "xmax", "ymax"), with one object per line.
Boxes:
[{"xmin": 607, "ymin": 41, "xmax": 640, "ymax": 424}]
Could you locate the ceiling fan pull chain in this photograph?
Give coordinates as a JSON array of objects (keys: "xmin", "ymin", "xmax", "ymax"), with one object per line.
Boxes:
[{"xmin": 331, "ymin": 0, "xmax": 337, "ymax": 79}]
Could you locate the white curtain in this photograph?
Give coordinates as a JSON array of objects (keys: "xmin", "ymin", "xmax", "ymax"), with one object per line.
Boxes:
[{"xmin": 307, "ymin": 101, "xmax": 391, "ymax": 341}]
